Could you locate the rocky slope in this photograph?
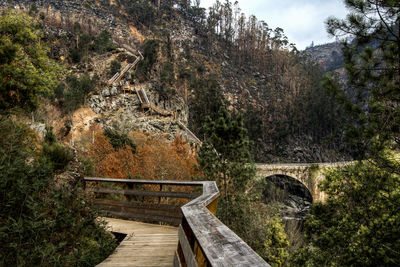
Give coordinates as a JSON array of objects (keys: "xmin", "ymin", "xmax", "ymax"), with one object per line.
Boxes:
[{"xmin": 304, "ymin": 42, "xmax": 344, "ymax": 72}]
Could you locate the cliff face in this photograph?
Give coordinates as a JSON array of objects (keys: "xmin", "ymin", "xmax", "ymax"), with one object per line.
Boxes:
[
  {"xmin": 86, "ymin": 82, "xmax": 188, "ymax": 139},
  {"xmin": 304, "ymin": 42, "xmax": 344, "ymax": 72}
]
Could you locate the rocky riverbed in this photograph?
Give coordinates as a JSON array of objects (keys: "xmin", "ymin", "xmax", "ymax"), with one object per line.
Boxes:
[{"xmin": 263, "ymin": 175, "xmax": 312, "ymax": 221}]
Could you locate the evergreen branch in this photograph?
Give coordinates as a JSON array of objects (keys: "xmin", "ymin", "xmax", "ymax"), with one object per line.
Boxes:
[{"xmin": 374, "ymin": 0, "xmax": 400, "ymax": 42}]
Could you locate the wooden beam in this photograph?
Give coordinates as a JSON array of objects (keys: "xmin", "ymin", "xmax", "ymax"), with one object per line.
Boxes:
[
  {"xmin": 84, "ymin": 177, "xmax": 205, "ymax": 186},
  {"xmin": 178, "ymin": 225, "xmax": 198, "ymax": 267},
  {"xmin": 88, "ymin": 187, "xmax": 200, "ymax": 199}
]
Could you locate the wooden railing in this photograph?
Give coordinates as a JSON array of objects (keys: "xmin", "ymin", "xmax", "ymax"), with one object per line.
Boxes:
[
  {"xmin": 176, "ymin": 121, "xmax": 202, "ymax": 145},
  {"xmin": 84, "ymin": 177, "xmax": 269, "ymax": 267}
]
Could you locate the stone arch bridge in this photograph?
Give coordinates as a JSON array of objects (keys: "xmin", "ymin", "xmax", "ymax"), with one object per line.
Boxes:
[{"xmin": 256, "ymin": 162, "xmax": 353, "ymax": 202}]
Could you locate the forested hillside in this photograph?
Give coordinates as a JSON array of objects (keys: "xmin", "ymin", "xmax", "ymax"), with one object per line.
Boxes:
[{"xmin": 0, "ymin": 0, "xmax": 352, "ymax": 163}]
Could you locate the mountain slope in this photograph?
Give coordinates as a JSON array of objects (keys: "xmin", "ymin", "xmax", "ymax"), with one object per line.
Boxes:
[{"xmin": 1, "ymin": 0, "xmax": 352, "ymax": 162}]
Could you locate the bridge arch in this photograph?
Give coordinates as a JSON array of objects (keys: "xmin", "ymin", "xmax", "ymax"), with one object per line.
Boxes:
[
  {"xmin": 264, "ymin": 174, "xmax": 313, "ymax": 203},
  {"xmin": 256, "ymin": 163, "xmax": 331, "ymax": 202}
]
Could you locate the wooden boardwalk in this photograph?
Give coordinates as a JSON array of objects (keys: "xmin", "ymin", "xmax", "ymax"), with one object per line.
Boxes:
[{"xmin": 97, "ymin": 218, "xmax": 178, "ymax": 267}]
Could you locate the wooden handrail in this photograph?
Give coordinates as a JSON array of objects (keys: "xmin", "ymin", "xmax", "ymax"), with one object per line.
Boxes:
[
  {"xmin": 176, "ymin": 121, "xmax": 202, "ymax": 145},
  {"xmin": 84, "ymin": 177, "xmax": 269, "ymax": 267}
]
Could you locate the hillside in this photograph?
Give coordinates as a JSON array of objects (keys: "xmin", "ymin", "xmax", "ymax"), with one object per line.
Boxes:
[
  {"xmin": 304, "ymin": 42, "xmax": 344, "ymax": 72},
  {"xmin": 0, "ymin": 0, "xmax": 352, "ymax": 163}
]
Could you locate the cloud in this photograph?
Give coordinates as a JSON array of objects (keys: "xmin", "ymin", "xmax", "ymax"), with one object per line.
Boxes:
[{"xmin": 200, "ymin": 0, "xmax": 347, "ymax": 49}]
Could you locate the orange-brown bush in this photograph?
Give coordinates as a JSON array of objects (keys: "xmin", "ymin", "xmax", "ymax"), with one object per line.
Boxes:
[
  {"xmin": 88, "ymin": 130, "xmax": 199, "ymax": 181},
  {"xmin": 87, "ymin": 130, "xmax": 200, "ymax": 205}
]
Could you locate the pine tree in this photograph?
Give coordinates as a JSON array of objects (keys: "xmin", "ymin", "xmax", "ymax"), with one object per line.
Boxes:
[
  {"xmin": 198, "ymin": 108, "xmax": 291, "ymax": 264},
  {"xmin": 324, "ymin": 0, "xmax": 400, "ymax": 158},
  {"xmin": 293, "ymin": 2, "xmax": 400, "ymax": 265},
  {"xmin": 0, "ymin": 12, "xmax": 62, "ymax": 112},
  {"xmin": 197, "ymin": 107, "xmax": 255, "ymax": 227}
]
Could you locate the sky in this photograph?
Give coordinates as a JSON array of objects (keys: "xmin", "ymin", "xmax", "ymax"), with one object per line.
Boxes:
[{"xmin": 199, "ymin": 0, "xmax": 348, "ymax": 50}]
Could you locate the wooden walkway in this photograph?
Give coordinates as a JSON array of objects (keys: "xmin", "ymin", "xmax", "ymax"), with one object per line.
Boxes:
[{"xmin": 97, "ymin": 218, "xmax": 178, "ymax": 267}]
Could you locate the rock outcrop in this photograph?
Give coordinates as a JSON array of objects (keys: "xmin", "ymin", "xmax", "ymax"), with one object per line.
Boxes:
[{"xmin": 85, "ymin": 80, "xmax": 192, "ymax": 141}]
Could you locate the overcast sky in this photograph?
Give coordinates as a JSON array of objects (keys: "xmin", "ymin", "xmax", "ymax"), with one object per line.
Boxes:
[{"xmin": 199, "ymin": 0, "xmax": 348, "ymax": 50}]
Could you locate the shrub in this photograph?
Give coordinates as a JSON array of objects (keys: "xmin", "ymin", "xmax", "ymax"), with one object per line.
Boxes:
[
  {"xmin": 109, "ymin": 60, "xmax": 121, "ymax": 78},
  {"xmin": 69, "ymin": 47, "xmax": 84, "ymax": 63},
  {"xmin": 63, "ymin": 74, "xmax": 95, "ymax": 112},
  {"xmin": 54, "ymin": 83, "xmax": 65, "ymax": 100},
  {"xmin": 136, "ymin": 39, "xmax": 159, "ymax": 81},
  {"xmin": 104, "ymin": 128, "xmax": 136, "ymax": 153},
  {"xmin": 0, "ymin": 12, "xmax": 61, "ymax": 112},
  {"xmin": 88, "ymin": 130, "xmax": 199, "ymax": 181},
  {"xmin": 262, "ymin": 217, "xmax": 290, "ymax": 266},
  {"xmin": 125, "ymin": 0, "xmax": 156, "ymax": 27},
  {"xmin": 0, "ymin": 118, "xmax": 116, "ymax": 266},
  {"xmin": 79, "ymin": 156, "xmax": 95, "ymax": 176},
  {"xmin": 94, "ymin": 30, "xmax": 114, "ymax": 53},
  {"xmin": 64, "ymin": 120, "xmax": 72, "ymax": 137},
  {"xmin": 43, "ymin": 143, "xmax": 74, "ymax": 171},
  {"xmin": 45, "ymin": 125, "xmax": 57, "ymax": 144}
]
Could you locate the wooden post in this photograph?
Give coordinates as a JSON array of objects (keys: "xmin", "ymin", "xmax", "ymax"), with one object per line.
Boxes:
[
  {"xmin": 158, "ymin": 184, "xmax": 163, "ymax": 204},
  {"xmin": 206, "ymin": 198, "xmax": 218, "ymax": 215},
  {"xmin": 194, "ymin": 241, "xmax": 207, "ymax": 267},
  {"xmin": 126, "ymin": 182, "xmax": 133, "ymax": 202}
]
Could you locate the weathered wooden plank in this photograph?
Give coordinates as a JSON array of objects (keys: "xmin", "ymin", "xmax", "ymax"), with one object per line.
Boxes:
[
  {"xmin": 94, "ymin": 202, "xmax": 183, "ymax": 220},
  {"xmin": 95, "ymin": 199, "xmax": 182, "ymax": 213},
  {"xmin": 104, "ymin": 210, "xmax": 182, "ymax": 225},
  {"xmin": 88, "ymin": 187, "xmax": 200, "ymax": 199},
  {"xmin": 97, "ymin": 218, "xmax": 178, "ymax": 267},
  {"xmin": 85, "ymin": 177, "xmax": 205, "ymax": 186},
  {"xmin": 180, "ymin": 181, "xmax": 270, "ymax": 267},
  {"xmin": 178, "ymin": 225, "xmax": 198, "ymax": 267},
  {"xmin": 173, "ymin": 251, "xmax": 182, "ymax": 267}
]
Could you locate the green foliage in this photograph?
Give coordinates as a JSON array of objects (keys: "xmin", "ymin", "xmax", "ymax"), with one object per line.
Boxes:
[
  {"xmin": 243, "ymin": 58, "xmax": 349, "ymax": 161},
  {"xmin": 157, "ymin": 62, "xmax": 177, "ymax": 99},
  {"xmin": 69, "ymin": 29, "xmax": 114, "ymax": 63},
  {"xmin": 104, "ymin": 128, "xmax": 136, "ymax": 153},
  {"xmin": 73, "ymin": 21, "xmax": 82, "ymax": 33},
  {"xmin": 109, "ymin": 60, "xmax": 121, "ymax": 78},
  {"xmin": 69, "ymin": 47, "xmax": 84, "ymax": 63},
  {"xmin": 0, "ymin": 12, "xmax": 62, "ymax": 112},
  {"xmin": 43, "ymin": 143, "xmax": 74, "ymax": 171},
  {"xmin": 64, "ymin": 120, "xmax": 72, "ymax": 137},
  {"xmin": 325, "ymin": 0, "xmax": 400, "ymax": 158},
  {"xmin": 94, "ymin": 30, "xmax": 114, "ymax": 53},
  {"xmin": 44, "ymin": 124, "xmax": 73, "ymax": 171},
  {"xmin": 29, "ymin": 3, "xmax": 38, "ymax": 15},
  {"xmin": 125, "ymin": 0, "xmax": 156, "ymax": 27},
  {"xmin": 198, "ymin": 107, "xmax": 255, "ymax": 225},
  {"xmin": 293, "ymin": 158, "xmax": 400, "ymax": 266},
  {"xmin": 263, "ymin": 217, "xmax": 290, "ymax": 266},
  {"xmin": 160, "ymin": 62, "xmax": 175, "ymax": 86},
  {"xmin": 293, "ymin": 2, "xmax": 400, "ymax": 266},
  {"xmin": 189, "ymin": 76, "xmax": 227, "ymax": 136},
  {"xmin": 136, "ymin": 39, "xmax": 159, "ymax": 81},
  {"xmin": 63, "ymin": 74, "xmax": 96, "ymax": 112},
  {"xmin": 0, "ymin": 118, "xmax": 116, "ymax": 266},
  {"xmin": 198, "ymin": 109, "xmax": 291, "ymax": 264},
  {"xmin": 45, "ymin": 125, "xmax": 57, "ymax": 144},
  {"xmin": 79, "ymin": 156, "xmax": 95, "ymax": 176},
  {"xmin": 39, "ymin": 12, "xmax": 45, "ymax": 20}
]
